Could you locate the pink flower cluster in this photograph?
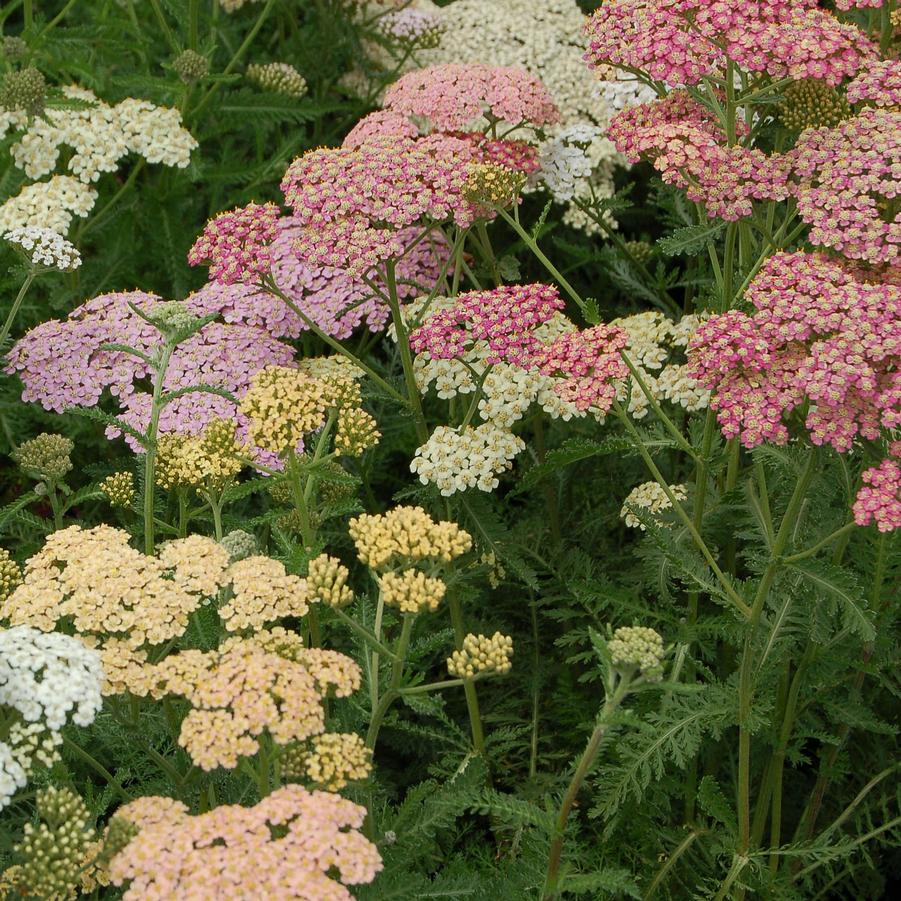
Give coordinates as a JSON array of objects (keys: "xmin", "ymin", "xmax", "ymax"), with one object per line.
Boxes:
[
  {"xmin": 608, "ymin": 93, "xmax": 790, "ymax": 221},
  {"xmin": 281, "ymin": 138, "xmax": 473, "ymax": 275},
  {"xmin": 791, "ymin": 108, "xmax": 900, "ymax": 265},
  {"xmin": 187, "ymin": 202, "xmax": 280, "ymax": 285},
  {"xmin": 584, "ymin": 0, "xmax": 876, "ymax": 88},
  {"xmin": 188, "ymin": 221, "xmax": 450, "ymax": 340},
  {"xmin": 410, "ymin": 284, "xmax": 565, "ymax": 366},
  {"xmin": 383, "ymin": 64, "xmax": 560, "ymax": 131},
  {"xmin": 847, "ymin": 60, "xmax": 901, "ymax": 109},
  {"xmin": 109, "ymin": 786, "xmax": 382, "ymax": 899},
  {"xmin": 688, "ymin": 252, "xmax": 901, "ymax": 451},
  {"xmin": 834, "ymin": 1, "xmax": 886, "ymax": 9},
  {"xmin": 533, "ymin": 324, "xmax": 630, "ymax": 412},
  {"xmin": 5, "ymin": 291, "xmax": 294, "ymax": 453},
  {"xmin": 853, "ymin": 455, "xmax": 901, "ymax": 533}
]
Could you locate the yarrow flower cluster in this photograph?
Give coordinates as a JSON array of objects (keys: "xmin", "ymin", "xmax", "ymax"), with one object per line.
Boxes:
[
  {"xmin": 307, "ymin": 554, "xmax": 354, "ymax": 608},
  {"xmin": 12, "ymin": 432, "xmax": 73, "ymax": 483},
  {"xmin": 778, "ymin": 79, "xmax": 851, "ymax": 131},
  {"xmin": 688, "ymin": 252, "xmax": 900, "ymax": 452},
  {"xmin": 0, "ymin": 175, "xmax": 96, "ymax": 234},
  {"xmin": 2, "ymin": 226, "xmax": 81, "ymax": 271},
  {"xmin": 853, "ymin": 455, "xmax": 901, "ymax": 533},
  {"xmin": 620, "ymin": 481, "xmax": 688, "ymax": 530},
  {"xmin": 291, "ymin": 732, "xmax": 373, "ymax": 791},
  {"xmin": 187, "ymin": 202, "xmax": 280, "ymax": 285},
  {"xmin": 608, "ymin": 625, "xmax": 666, "ymax": 682},
  {"xmin": 0, "ymin": 549, "xmax": 21, "ymax": 603},
  {"xmin": 447, "ymin": 632, "xmax": 514, "ymax": 679},
  {"xmin": 108, "ymin": 786, "xmax": 382, "ymax": 898},
  {"xmin": 246, "ymin": 62, "xmax": 308, "ymax": 97}
]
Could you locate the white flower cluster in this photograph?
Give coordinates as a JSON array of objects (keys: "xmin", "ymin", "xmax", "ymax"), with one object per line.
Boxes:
[
  {"xmin": 612, "ymin": 312, "xmax": 710, "ymax": 417},
  {"xmin": 3, "ymin": 226, "xmax": 81, "ymax": 271},
  {"xmin": 378, "ymin": 7, "xmax": 444, "ymax": 43},
  {"xmin": 219, "ymin": 0, "xmax": 264, "ymax": 12},
  {"xmin": 0, "ymin": 175, "xmax": 96, "ymax": 235},
  {"xmin": 596, "ymin": 68, "xmax": 657, "ymax": 113},
  {"xmin": 0, "ymin": 626, "xmax": 104, "ymax": 809},
  {"xmin": 608, "ymin": 625, "xmax": 665, "ymax": 682},
  {"xmin": 411, "ymin": 423, "xmax": 525, "ymax": 496},
  {"xmin": 8, "ymin": 86, "xmax": 196, "ymax": 182},
  {"xmin": 620, "ymin": 481, "xmax": 687, "ymax": 530},
  {"xmin": 537, "ymin": 124, "xmax": 608, "ymax": 203}
]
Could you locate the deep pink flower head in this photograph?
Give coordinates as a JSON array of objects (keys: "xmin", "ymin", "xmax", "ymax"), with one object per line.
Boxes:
[
  {"xmin": 834, "ymin": 1, "xmax": 886, "ymax": 9},
  {"xmin": 533, "ymin": 324, "xmax": 630, "ymax": 413},
  {"xmin": 281, "ymin": 138, "xmax": 474, "ymax": 275},
  {"xmin": 383, "ymin": 64, "xmax": 559, "ymax": 131},
  {"xmin": 5, "ymin": 291, "xmax": 294, "ymax": 454},
  {"xmin": 187, "ymin": 221, "xmax": 450, "ymax": 340},
  {"xmin": 790, "ymin": 108, "xmax": 900, "ymax": 265},
  {"xmin": 584, "ymin": 1, "xmax": 876, "ymax": 88},
  {"xmin": 853, "ymin": 458, "xmax": 901, "ymax": 532},
  {"xmin": 108, "ymin": 785, "xmax": 382, "ymax": 899},
  {"xmin": 847, "ymin": 60, "xmax": 901, "ymax": 109},
  {"xmin": 608, "ymin": 93, "xmax": 790, "ymax": 221},
  {"xmin": 688, "ymin": 252, "xmax": 901, "ymax": 451},
  {"xmin": 410, "ymin": 284, "xmax": 565, "ymax": 367},
  {"xmin": 187, "ymin": 202, "xmax": 280, "ymax": 285}
]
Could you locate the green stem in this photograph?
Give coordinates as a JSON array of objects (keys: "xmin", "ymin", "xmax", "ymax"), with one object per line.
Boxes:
[
  {"xmin": 0, "ymin": 271, "xmax": 36, "ymax": 350},
  {"xmin": 62, "ymin": 736, "xmax": 131, "ymax": 802},
  {"xmin": 78, "ymin": 159, "xmax": 146, "ymax": 241},
  {"xmin": 782, "ymin": 521, "xmax": 857, "ymax": 564},
  {"xmin": 24, "ymin": 0, "xmax": 32, "ymax": 29},
  {"xmin": 644, "ymin": 829, "xmax": 706, "ymax": 900},
  {"xmin": 329, "ymin": 606, "xmax": 397, "ymax": 660},
  {"xmin": 543, "ymin": 676, "xmax": 632, "ymax": 899},
  {"xmin": 448, "ymin": 593, "xmax": 485, "ymax": 754},
  {"xmin": 365, "ymin": 614, "xmax": 413, "ymax": 750},
  {"xmin": 148, "ymin": 0, "xmax": 180, "ymax": 55},
  {"xmin": 143, "ymin": 342, "xmax": 176, "ymax": 555},
  {"xmin": 39, "ymin": 0, "xmax": 79, "ymax": 35}
]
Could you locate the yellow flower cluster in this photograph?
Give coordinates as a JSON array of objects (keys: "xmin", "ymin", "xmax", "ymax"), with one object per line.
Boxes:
[
  {"xmin": 335, "ymin": 407, "xmax": 381, "ymax": 457},
  {"xmin": 464, "ymin": 162, "xmax": 527, "ymax": 207},
  {"xmin": 287, "ymin": 732, "xmax": 372, "ymax": 791},
  {"xmin": 0, "ymin": 548, "xmax": 21, "ymax": 603},
  {"xmin": 220, "ymin": 555, "xmax": 310, "ymax": 631},
  {"xmin": 154, "ymin": 419, "xmax": 244, "ymax": 490},
  {"xmin": 379, "ymin": 569, "xmax": 446, "ymax": 614},
  {"xmin": 447, "ymin": 632, "xmax": 514, "ymax": 679},
  {"xmin": 307, "ymin": 553, "xmax": 354, "ymax": 608},
  {"xmin": 99, "ymin": 471, "xmax": 135, "ymax": 507},
  {"xmin": 348, "ymin": 506, "xmax": 472, "ymax": 570},
  {"xmin": 240, "ymin": 365, "xmax": 328, "ymax": 454},
  {"xmin": 158, "ymin": 535, "xmax": 232, "ymax": 596}
]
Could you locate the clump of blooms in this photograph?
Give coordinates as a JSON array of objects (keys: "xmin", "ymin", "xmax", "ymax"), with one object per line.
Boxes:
[
  {"xmin": 0, "ymin": 628, "xmax": 103, "ymax": 808},
  {"xmin": 349, "ymin": 506, "xmax": 472, "ymax": 569},
  {"xmin": 187, "ymin": 202, "xmax": 280, "ymax": 284},
  {"xmin": 6, "ymin": 291, "xmax": 294, "ymax": 453},
  {"xmin": 411, "ymin": 424, "xmax": 526, "ymax": 496},
  {"xmin": 108, "ymin": 786, "xmax": 382, "ymax": 898},
  {"xmin": 620, "ymin": 481, "xmax": 688, "ymax": 530},
  {"xmin": 609, "ymin": 92, "xmax": 791, "ymax": 221},
  {"xmin": 847, "ymin": 59, "xmax": 901, "ymax": 109},
  {"xmin": 853, "ymin": 458, "xmax": 901, "ymax": 533},
  {"xmin": 154, "ymin": 419, "xmax": 245, "ymax": 491},
  {"xmin": 688, "ymin": 252, "xmax": 900, "ymax": 451},
  {"xmin": 0, "ymin": 175, "xmax": 96, "ymax": 234},
  {"xmin": 778, "ymin": 79, "xmax": 851, "ymax": 131},
  {"xmin": 293, "ymin": 732, "xmax": 373, "ymax": 791},
  {"xmin": 410, "ymin": 284, "xmax": 565, "ymax": 367},
  {"xmin": 12, "ymin": 432, "xmax": 73, "ymax": 483},
  {"xmin": 219, "ymin": 0, "xmax": 264, "ymax": 11},
  {"xmin": 172, "ymin": 49, "xmax": 209, "ymax": 84},
  {"xmin": 447, "ymin": 632, "xmax": 514, "ymax": 679},
  {"xmin": 0, "ymin": 549, "xmax": 21, "ymax": 603},
  {"xmin": 3, "ymin": 226, "xmax": 81, "ymax": 271},
  {"xmin": 536, "ymin": 123, "xmax": 609, "ymax": 203},
  {"xmin": 378, "ymin": 568, "xmax": 447, "ymax": 613},
  {"xmin": 246, "ymin": 62, "xmax": 308, "ymax": 97},
  {"xmin": 280, "ymin": 138, "xmax": 475, "ymax": 275},
  {"xmin": 383, "ymin": 63, "xmax": 559, "ymax": 131},
  {"xmin": 334, "ymin": 407, "xmax": 381, "ymax": 457},
  {"xmin": 240, "ymin": 365, "xmax": 329, "ymax": 455},
  {"xmin": 307, "ymin": 554, "xmax": 354, "ymax": 608},
  {"xmin": 220, "ymin": 555, "xmax": 310, "ymax": 632},
  {"xmin": 608, "ymin": 625, "xmax": 665, "ymax": 682},
  {"xmin": 790, "ymin": 108, "xmax": 900, "ymax": 264},
  {"xmin": 99, "ymin": 472, "xmax": 135, "ymax": 507},
  {"xmin": 584, "ymin": 0, "xmax": 877, "ymax": 88}
]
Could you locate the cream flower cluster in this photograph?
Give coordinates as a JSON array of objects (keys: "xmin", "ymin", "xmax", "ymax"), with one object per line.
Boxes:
[
  {"xmin": 2, "ymin": 226, "xmax": 81, "ymax": 271},
  {"xmin": 447, "ymin": 631, "xmax": 514, "ymax": 679},
  {"xmin": 307, "ymin": 554, "xmax": 354, "ymax": 608},
  {"xmin": 411, "ymin": 423, "xmax": 526, "ymax": 496},
  {"xmin": 0, "ymin": 627, "xmax": 103, "ymax": 809},
  {"xmin": 0, "ymin": 175, "xmax": 96, "ymax": 234},
  {"xmin": 293, "ymin": 732, "xmax": 373, "ymax": 791},
  {"xmin": 620, "ymin": 481, "xmax": 688, "ymax": 530},
  {"xmin": 608, "ymin": 626, "xmax": 665, "ymax": 682},
  {"xmin": 7, "ymin": 86, "xmax": 196, "ymax": 182}
]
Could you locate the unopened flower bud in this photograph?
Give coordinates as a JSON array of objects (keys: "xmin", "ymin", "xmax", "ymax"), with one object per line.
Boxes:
[
  {"xmin": 0, "ymin": 66, "xmax": 46, "ymax": 116},
  {"xmin": 447, "ymin": 632, "xmax": 513, "ymax": 679},
  {"xmin": 173, "ymin": 49, "xmax": 210, "ymax": 84}
]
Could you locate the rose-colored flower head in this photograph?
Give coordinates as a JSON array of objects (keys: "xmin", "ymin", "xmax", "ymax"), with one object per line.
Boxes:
[
  {"xmin": 790, "ymin": 108, "xmax": 900, "ymax": 265},
  {"xmin": 383, "ymin": 64, "xmax": 560, "ymax": 132},
  {"xmin": 187, "ymin": 201, "xmax": 280, "ymax": 285},
  {"xmin": 533, "ymin": 323, "xmax": 630, "ymax": 413},
  {"xmin": 847, "ymin": 60, "xmax": 901, "ymax": 109},
  {"xmin": 410, "ymin": 284, "xmax": 565, "ymax": 367},
  {"xmin": 109, "ymin": 785, "xmax": 382, "ymax": 899},
  {"xmin": 281, "ymin": 137, "xmax": 474, "ymax": 275},
  {"xmin": 343, "ymin": 109, "xmax": 419, "ymax": 148},
  {"xmin": 853, "ymin": 457, "xmax": 901, "ymax": 533},
  {"xmin": 688, "ymin": 251, "xmax": 901, "ymax": 450},
  {"xmin": 608, "ymin": 92, "xmax": 791, "ymax": 221},
  {"xmin": 584, "ymin": 1, "xmax": 876, "ymax": 88}
]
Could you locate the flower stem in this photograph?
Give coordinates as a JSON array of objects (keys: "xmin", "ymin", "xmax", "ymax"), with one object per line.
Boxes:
[
  {"xmin": 0, "ymin": 271, "xmax": 36, "ymax": 351},
  {"xmin": 143, "ymin": 341, "xmax": 175, "ymax": 555}
]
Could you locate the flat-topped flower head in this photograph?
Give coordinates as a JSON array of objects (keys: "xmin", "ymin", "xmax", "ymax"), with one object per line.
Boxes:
[
  {"xmin": 109, "ymin": 785, "xmax": 382, "ymax": 898},
  {"xmin": 620, "ymin": 481, "xmax": 688, "ymax": 530},
  {"xmin": 847, "ymin": 60, "xmax": 901, "ymax": 109},
  {"xmin": 383, "ymin": 64, "xmax": 559, "ymax": 132},
  {"xmin": 853, "ymin": 458, "xmax": 901, "ymax": 533},
  {"xmin": 188, "ymin": 201, "xmax": 280, "ymax": 285},
  {"xmin": 220, "ymin": 555, "xmax": 310, "ymax": 632},
  {"xmin": 3, "ymin": 226, "xmax": 81, "ymax": 271},
  {"xmin": 0, "ymin": 176, "xmax": 97, "ymax": 235}
]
